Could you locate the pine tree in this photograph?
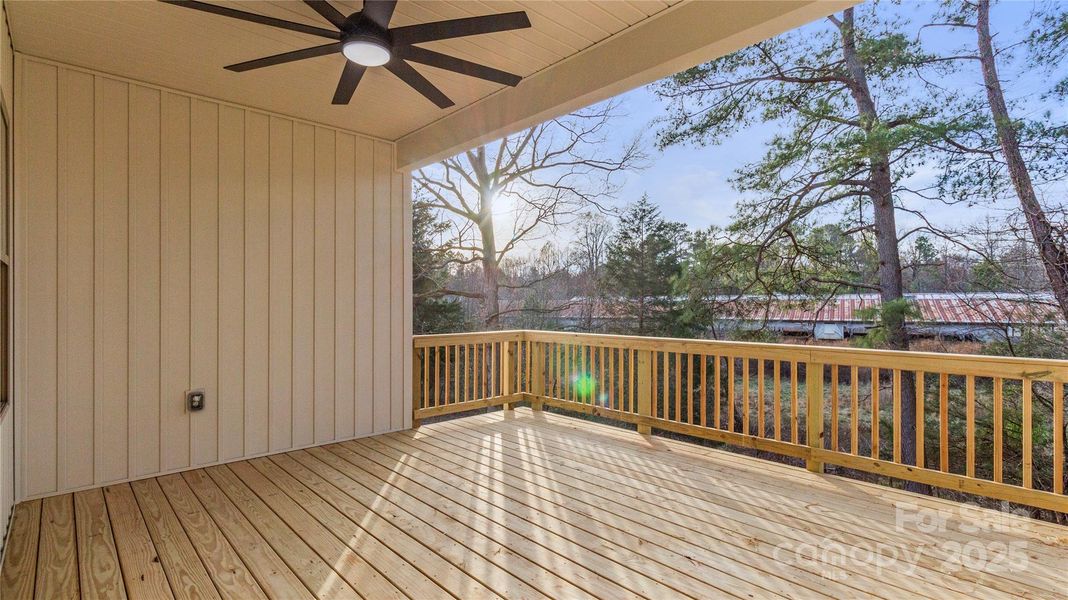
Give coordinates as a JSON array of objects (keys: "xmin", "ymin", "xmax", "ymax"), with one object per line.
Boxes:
[
  {"xmin": 412, "ymin": 199, "xmax": 467, "ymax": 334},
  {"xmin": 600, "ymin": 195, "xmax": 689, "ymax": 335}
]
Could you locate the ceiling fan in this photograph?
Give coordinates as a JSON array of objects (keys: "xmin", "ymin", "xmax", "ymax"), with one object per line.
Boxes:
[{"xmin": 160, "ymin": 0, "xmax": 531, "ymax": 107}]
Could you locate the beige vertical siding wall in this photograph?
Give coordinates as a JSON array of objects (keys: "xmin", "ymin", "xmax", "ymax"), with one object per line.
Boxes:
[{"xmin": 14, "ymin": 55, "xmax": 412, "ymax": 501}]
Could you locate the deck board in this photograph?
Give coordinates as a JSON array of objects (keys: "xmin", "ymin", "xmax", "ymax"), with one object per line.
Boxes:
[
  {"xmin": 129, "ymin": 478, "xmax": 220, "ymax": 600},
  {"xmin": 1, "ymin": 500, "xmax": 41, "ymax": 600},
  {"xmin": 154, "ymin": 474, "xmax": 267, "ymax": 600},
  {"xmin": 36, "ymin": 495, "xmax": 79, "ymax": 600},
  {"xmin": 104, "ymin": 483, "xmax": 175, "ymax": 599},
  {"xmin": 72, "ymin": 489, "xmax": 126, "ymax": 600},
  {"xmin": 2, "ymin": 408, "xmax": 1066, "ymax": 599}
]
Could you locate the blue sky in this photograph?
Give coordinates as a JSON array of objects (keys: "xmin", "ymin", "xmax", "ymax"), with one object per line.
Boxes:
[{"xmin": 601, "ymin": 0, "xmax": 1068, "ymax": 236}]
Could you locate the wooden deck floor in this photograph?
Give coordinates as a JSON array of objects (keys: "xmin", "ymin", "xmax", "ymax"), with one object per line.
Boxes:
[{"xmin": 2, "ymin": 408, "xmax": 1066, "ymax": 599}]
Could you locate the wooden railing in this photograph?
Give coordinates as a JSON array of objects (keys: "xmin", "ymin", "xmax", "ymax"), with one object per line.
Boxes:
[{"xmin": 413, "ymin": 330, "xmax": 1068, "ymax": 512}]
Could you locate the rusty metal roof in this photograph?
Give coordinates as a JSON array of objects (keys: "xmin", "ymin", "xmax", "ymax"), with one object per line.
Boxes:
[
  {"xmin": 752, "ymin": 293, "xmax": 1059, "ymax": 325},
  {"xmin": 558, "ymin": 293, "xmax": 1061, "ymax": 325}
]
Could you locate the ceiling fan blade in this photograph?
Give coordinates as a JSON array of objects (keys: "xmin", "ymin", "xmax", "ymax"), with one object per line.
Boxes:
[
  {"xmin": 226, "ymin": 43, "xmax": 341, "ymax": 72},
  {"xmin": 390, "ymin": 12, "xmax": 531, "ymax": 45},
  {"xmin": 386, "ymin": 60, "xmax": 454, "ymax": 108},
  {"xmin": 333, "ymin": 61, "xmax": 367, "ymax": 105},
  {"xmin": 361, "ymin": 0, "xmax": 397, "ymax": 29},
  {"xmin": 160, "ymin": 0, "xmax": 340, "ymax": 39},
  {"xmin": 303, "ymin": 0, "xmax": 347, "ymax": 29},
  {"xmin": 396, "ymin": 46, "xmax": 521, "ymax": 87}
]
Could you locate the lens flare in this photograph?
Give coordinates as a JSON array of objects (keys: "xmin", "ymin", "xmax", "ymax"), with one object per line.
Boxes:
[{"xmin": 572, "ymin": 373, "xmax": 597, "ymax": 399}]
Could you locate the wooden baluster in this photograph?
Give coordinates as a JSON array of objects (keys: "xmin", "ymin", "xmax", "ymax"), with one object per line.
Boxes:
[
  {"xmin": 670, "ymin": 350, "xmax": 679, "ymax": 420},
  {"xmin": 850, "ymin": 366, "xmax": 859, "ymax": 455},
  {"xmin": 417, "ymin": 347, "xmax": 426, "ymax": 411},
  {"xmin": 630, "ymin": 348, "xmax": 636, "ymax": 413},
  {"xmin": 830, "ymin": 365, "xmax": 838, "ymax": 451},
  {"xmin": 480, "ymin": 343, "xmax": 489, "ymax": 399},
  {"xmin": 637, "ymin": 349, "xmax": 652, "ymax": 435},
  {"xmin": 893, "ymin": 369, "xmax": 902, "ymax": 464},
  {"xmin": 576, "ymin": 343, "xmax": 585, "ymax": 399},
  {"xmin": 460, "ymin": 344, "xmax": 466, "ymax": 403},
  {"xmin": 758, "ymin": 360, "xmax": 765, "ymax": 438},
  {"xmin": 791, "ymin": 361, "xmax": 799, "ymax": 443},
  {"xmin": 939, "ymin": 372, "xmax": 949, "ymax": 472},
  {"xmin": 871, "ymin": 368, "xmax": 880, "ymax": 460},
  {"xmin": 547, "ymin": 343, "xmax": 554, "ymax": 398},
  {"xmin": 742, "ymin": 358, "xmax": 750, "ymax": 435},
  {"xmin": 441, "ymin": 346, "xmax": 448, "ymax": 405},
  {"xmin": 1022, "ymin": 379, "xmax": 1032, "ymax": 489},
  {"xmin": 531, "ymin": 341, "xmax": 544, "ymax": 411},
  {"xmin": 915, "ymin": 370, "xmax": 924, "ymax": 468},
  {"xmin": 966, "ymin": 375, "xmax": 975, "ymax": 478},
  {"xmin": 568, "ymin": 344, "xmax": 575, "ymax": 402},
  {"xmin": 565, "ymin": 344, "xmax": 572, "ymax": 402},
  {"xmin": 580, "ymin": 344, "xmax": 587, "ymax": 402},
  {"xmin": 774, "ymin": 361, "xmax": 782, "ymax": 440},
  {"xmin": 435, "ymin": 346, "xmax": 442, "ymax": 408},
  {"xmin": 728, "ymin": 357, "xmax": 736, "ymax": 432},
  {"xmin": 993, "ymin": 377, "xmax": 1003, "ymax": 483},
  {"xmin": 675, "ymin": 352, "xmax": 682, "ymax": 422},
  {"xmin": 806, "ymin": 362, "xmax": 825, "ymax": 473},
  {"xmin": 714, "ymin": 356, "xmax": 722, "ymax": 429},
  {"xmin": 657, "ymin": 350, "xmax": 666, "ymax": 416},
  {"xmin": 453, "ymin": 345, "xmax": 459, "ymax": 404},
  {"xmin": 561, "ymin": 343, "xmax": 566, "ymax": 400},
  {"xmin": 557, "ymin": 344, "xmax": 563, "ymax": 400},
  {"xmin": 688, "ymin": 353, "xmax": 695, "ymax": 424},
  {"xmin": 599, "ymin": 346, "xmax": 606, "ymax": 405},
  {"xmin": 413, "ymin": 348, "xmax": 423, "ymax": 427},
  {"xmin": 501, "ymin": 340, "xmax": 514, "ymax": 411},
  {"xmin": 701, "ymin": 354, "xmax": 708, "ymax": 428},
  {"xmin": 1055, "ymin": 382, "xmax": 1064, "ymax": 495}
]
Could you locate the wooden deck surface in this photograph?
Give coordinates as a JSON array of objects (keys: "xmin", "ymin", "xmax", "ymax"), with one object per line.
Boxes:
[{"xmin": 2, "ymin": 407, "xmax": 1066, "ymax": 599}]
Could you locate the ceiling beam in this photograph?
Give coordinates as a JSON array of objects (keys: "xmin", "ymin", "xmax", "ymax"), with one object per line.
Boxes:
[{"xmin": 396, "ymin": 0, "xmax": 857, "ymax": 171}]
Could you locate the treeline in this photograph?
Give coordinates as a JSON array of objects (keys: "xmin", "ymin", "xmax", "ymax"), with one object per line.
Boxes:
[{"xmin": 417, "ymin": 194, "xmax": 1064, "ymax": 351}]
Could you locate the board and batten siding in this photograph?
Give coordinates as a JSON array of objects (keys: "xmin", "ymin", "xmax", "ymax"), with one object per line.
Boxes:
[{"xmin": 14, "ymin": 55, "xmax": 413, "ymax": 500}]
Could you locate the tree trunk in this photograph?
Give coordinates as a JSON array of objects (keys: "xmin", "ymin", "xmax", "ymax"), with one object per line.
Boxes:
[
  {"xmin": 837, "ymin": 9, "xmax": 923, "ymax": 479},
  {"xmin": 977, "ymin": 0, "xmax": 1068, "ymax": 323},
  {"xmin": 478, "ymin": 210, "xmax": 501, "ymax": 329}
]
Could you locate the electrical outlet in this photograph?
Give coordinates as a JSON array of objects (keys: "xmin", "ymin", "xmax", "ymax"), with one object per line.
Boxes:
[{"xmin": 187, "ymin": 389, "xmax": 206, "ymax": 412}]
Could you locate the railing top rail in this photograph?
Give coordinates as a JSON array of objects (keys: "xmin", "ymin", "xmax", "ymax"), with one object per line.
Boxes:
[
  {"xmin": 413, "ymin": 330, "xmax": 526, "ymax": 347},
  {"xmin": 416, "ymin": 329, "xmax": 1068, "ymax": 381}
]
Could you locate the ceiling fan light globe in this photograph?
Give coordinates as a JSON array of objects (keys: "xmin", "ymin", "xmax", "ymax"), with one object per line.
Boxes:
[{"xmin": 342, "ymin": 39, "xmax": 391, "ymax": 67}]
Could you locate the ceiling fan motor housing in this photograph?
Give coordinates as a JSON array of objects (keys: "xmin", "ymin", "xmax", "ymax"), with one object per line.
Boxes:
[
  {"xmin": 344, "ymin": 13, "xmax": 391, "ymax": 45},
  {"xmin": 341, "ymin": 13, "xmax": 392, "ymax": 66}
]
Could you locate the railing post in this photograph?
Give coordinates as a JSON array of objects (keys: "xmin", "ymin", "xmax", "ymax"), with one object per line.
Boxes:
[
  {"xmin": 501, "ymin": 339, "xmax": 515, "ymax": 411},
  {"xmin": 637, "ymin": 349, "xmax": 653, "ymax": 435},
  {"xmin": 412, "ymin": 346, "xmax": 423, "ymax": 429},
  {"xmin": 530, "ymin": 338, "xmax": 544, "ymax": 411},
  {"xmin": 806, "ymin": 361, "xmax": 825, "ymax": 473}
]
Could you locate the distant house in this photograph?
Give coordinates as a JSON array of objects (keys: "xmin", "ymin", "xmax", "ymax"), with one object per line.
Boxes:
[
  {"xmin": 550, "ymin": 293, "xmax": 1061, "ymax": 341},
  {"xmin": 719, "ymin": 293, "xmax": 1062, "ymax": 341}
]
